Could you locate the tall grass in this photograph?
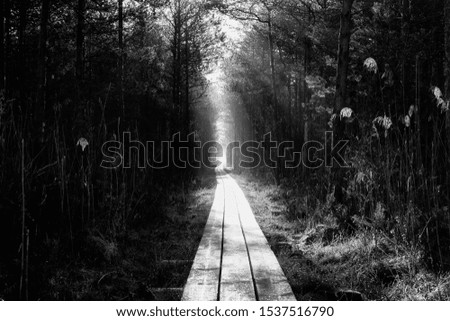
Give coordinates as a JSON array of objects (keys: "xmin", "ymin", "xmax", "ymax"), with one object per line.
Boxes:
[{"xmin": 230, "ymin": 54, "xmax": 450, "ymax": 273}]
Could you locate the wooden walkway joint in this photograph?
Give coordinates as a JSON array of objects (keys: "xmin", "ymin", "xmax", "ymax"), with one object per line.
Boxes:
[{"xmin": 182, "ymin": 168, "xmax": 296, "ymax": 301}]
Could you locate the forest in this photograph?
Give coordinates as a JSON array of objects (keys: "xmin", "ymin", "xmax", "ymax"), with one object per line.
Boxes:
[{"xmin": 1, "ymin": 0, "xmax": 450, "ymax": 301}]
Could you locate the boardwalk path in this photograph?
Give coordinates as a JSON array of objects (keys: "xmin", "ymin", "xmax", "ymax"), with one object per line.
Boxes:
[{"xmin": 182, "ymin": 168, "xmax": 296, "ymax": 301}]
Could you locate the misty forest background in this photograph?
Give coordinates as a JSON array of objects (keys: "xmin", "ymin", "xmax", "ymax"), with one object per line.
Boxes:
[{"xmin": 2, "ymin": 0, "xmax": 450, "ymax": 300}]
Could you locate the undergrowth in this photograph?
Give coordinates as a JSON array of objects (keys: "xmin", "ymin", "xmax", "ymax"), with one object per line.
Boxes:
[
  {"xmin": 1, "ymin": 169, "xmax": 216, "ymax": 301},
  {"xmin": 233, "ymin": 171, "xmax": 450, "ymax": 301}
]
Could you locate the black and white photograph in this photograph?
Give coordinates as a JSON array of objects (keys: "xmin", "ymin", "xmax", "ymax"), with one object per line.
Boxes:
[{"xmin": 1, "ymin": 0, "xmax": 450, "ymax": 317}]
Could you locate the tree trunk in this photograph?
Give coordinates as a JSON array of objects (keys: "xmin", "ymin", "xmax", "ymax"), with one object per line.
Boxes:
[
  {"xmin": 445, "ymin": 0, "xmax": 450, "ymax": 100},
  {"xmin": 294, "ymin": 52, "xmax": 302, "ymax": 142},
  {"xmin": 172, "ymin": 0, "xmax": 182, "ymax": 128},
  {"xmin": 445, "ymin": 0, "xmax": 450, "ymax": 217},
  {"xmin": 332, "ymin": 0, "xmax": 354, "ymax": 205},
  {"xmin": 18, "ymin": 0, "xmax": 27, "ymax": 112},
  {"xmin": 0, "ymin": 0, "xmax": 4, "ymax": 91},
  {"xmin": 267, "ymin": 10, "xmax": 280, "ymax": 185},
  {"xmin": 303, "ymin": 37, "xmax": 311, "ymax": 143},
  {"xmin": 268, "ymin": 12, "xmax": 279, "ymax": 131},
  {"xmin": 76, "ymin": 0, "xmax": 85, "ymax": 85},
  {"xmin": 2, "ymin": 0, "xmax": 10, "ymax": 93},
  {"xmin": 38, "ymin": 0, "xmax": 50, "ymax": 123},
  {"xmin": 184, "ymin": 24, "xmax": 190, "ymax": 136},
  {"xmin": 176, "ymin": 0, "xmax": 182, "ymax": 118},
  {"xmin": 118, "ymin": 0, "xmax": 124, "ymax": 117},
  {"xmin": 334, "ymin": 0, "xmax": 354, "ymax": 113},
  {"xmin": 172, "ymin": 13, "xmax": 178, "ymax": 114},
  {"xmin": 401, "ymin": 0, "xmax": 410, "ymax": 115},
  {"xmin": 287, "ymin": 75, "xmax": 292, "ymax": 137}
]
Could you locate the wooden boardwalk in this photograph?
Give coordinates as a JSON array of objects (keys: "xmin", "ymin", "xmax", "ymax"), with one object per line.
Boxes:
[{"xmin": 182, "ymin": 168, "xmax": 296, "ymax": 301}]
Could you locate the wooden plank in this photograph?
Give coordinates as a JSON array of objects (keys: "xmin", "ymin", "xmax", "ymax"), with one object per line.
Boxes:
[
  {"xmin": 181, "ymin": 173, "xmax": 225, "ymax": 301},
  {"xmin": 230, "ymin": 178, "xmax": 296, "ymax": 301},
  {"xmin": 219, "ymin": 174, "xmax": 256, "ymax": 301},
  {"xmin": 183, "ymin": 168, "xmax": 295, "ymax": 301}
]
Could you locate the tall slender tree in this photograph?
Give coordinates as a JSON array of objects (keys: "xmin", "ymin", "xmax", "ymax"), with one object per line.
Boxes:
[
  {"xmin": 18, "ymin": 0, "xmax": 27, "ymax": 111},
  {"xmin": 184, "ymin": 21, "xmax": 190, "ymax": 136},
  {"xmin": 118, "ymin": 0, "xmax": 124, "ymax": 117},
  {"xmin": 38, "ymin": 0, "xmax": 50, "ymax": 123},
  {"xmin": 3, "ymin": 0, "xmax": 9, "ymax": 95},
  {"xmin": 445, "ymin": 0, "xmax": 450, "ymax": 188},
  {"xmin": 0, "ymin": 0, "xmax": 4, "ymax": 91},
  {"xmin": 335, "ymin": 0, "xmax": 354, "ymax": 112},
  {"xmin": 171, "ymin": 0, "xmax": 182, "ymax": 129},
  {"xmin": 445, "ymin": 0, "xmax": 450, "ymax": 100},
  {"xmin": 401, "ymin": 0, "xmax": 410, "ymax": 115},
  {"xmin": 76, "ymin": 0, "xmax": 85, "ymax": 86}
]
